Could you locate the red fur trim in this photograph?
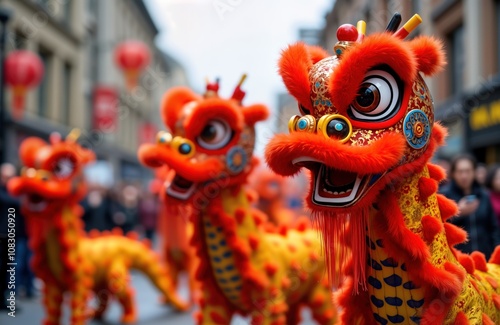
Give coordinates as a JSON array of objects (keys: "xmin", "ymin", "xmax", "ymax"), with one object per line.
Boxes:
[
  {"xmin": 453, "ymin": 311, "xmax": 469, "ymax": 325},
  {"xmin": 427, "ymin": 163, "xmax": 446, "ymax": 183},
  {"xmin": 421, "ymin": 215, "xmax": 443, "ymax": 243},
  {"xmin": 471, "ymin": 251, "xmax": 488, "ymax": 272},
  {"xmin": 161, "ymin": 87, "xmax": 201, "ymax": 131},
  {"xmin": 278, "ymin": 43, "xmax": 314, "ymax": 111},
  {"xmin": 482, "ymin": 313, "xmax": 495, "ymax": 325},
  {"xmin": 456, "ymin": 252, "xmax": 475, "ymax": 275},
  {"xmin": 407, "ymin": 36, "xmax": 446, "ymax": 76},
  {"xmin": 488, "ymin": 246, "xmax": 500, "ymax": 264},
  {"xmin": 486, "ymin": 276, "xmax": 498, "ymax": 289},
  {"xmin": 307, "ymin": 45, "xmax": 329, "ymax": 64},
  {"xmin": 444, "ymin": 223, "xmax": 468, "ymax": 247},
  {"xmin": 294, "ymin": 217, "xmax": 310, "ymax": 232},
  {"xmin": 492, "ymin": 293, "xmax": 500, "ymax": 309},
  {"xmin": 242, "ymin": 104, "xmax": 269, "ymax": 126},
  {"xmin": 329, "ymin": 33, "xmax": 417, "ymax": 112},
  {"xmin": 265, "ymin": 132, "xmax": 406, "ymax": 177},
  {"xmin": 418, "ymin": 177, "xmax": 438, "ymax": 200},
  {"xmin": 264, "ymin": 262, "xmax": 278, "ymax": 276},
  {"xmin": 248, "ymin": 234, "xmax": 260, "ymax": 250},
  {"xmin": 437, "ymin": 194, "xmax": 459, "ymax": 221},
  {"xmin": 334, "ymin": 278, "xmax": 373, "ymax": 324},
  {"xmin": 19, "ymin": 137, "xmax": 48, "ymax": 167}
]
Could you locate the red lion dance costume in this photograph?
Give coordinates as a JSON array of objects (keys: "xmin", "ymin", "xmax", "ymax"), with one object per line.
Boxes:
[
  {"xmin": 8, "ymin": 131, "xmax": 187, "ymax": 325},
  {"xmin": 139, "ymin": 78, "xmax": 336, "ymax": 324},
  {"xmin": 266, "ymin": 13, "xmax": 500, "ymax": 324}
]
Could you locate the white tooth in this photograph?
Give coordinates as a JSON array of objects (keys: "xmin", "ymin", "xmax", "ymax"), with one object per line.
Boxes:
[
  {"xmin": 339, "ymin": 191, "xmax": 345, "ymax": 195},
  {"xmin": 333, "ymin": 192, "xmax": 339, "ymax": 195},
  {"xmin": 346, "ymin": 189, "xmax": 352, "ymax": 193}
]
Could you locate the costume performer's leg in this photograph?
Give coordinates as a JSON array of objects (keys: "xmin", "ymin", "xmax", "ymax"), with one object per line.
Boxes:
[
  {"xmin": 197, "ymin": 282, "xmax": 233, "ymax": 325},
  {"xmin": 69, "ymin": 283, "xmax": 90, "ymax": 325},
  {"xmin": 108, "ymin": 261, "xmax": 136, "ymax": 324},
  {"xmin": 42, "ymin": 284, "xmax": 63, "ymax": 325},
  {"xmin": 93, "ymin": 287, "xmax": 110, "ymax": 320}
]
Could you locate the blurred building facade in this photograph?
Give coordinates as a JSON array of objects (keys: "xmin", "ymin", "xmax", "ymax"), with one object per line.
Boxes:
[
  {"xmin": 0, "ymin": 0, "xmax": 189, "ymax": 183},
  {"xmin": 320, "ymin": 0, "xmax": 500, "ymax": 164}
]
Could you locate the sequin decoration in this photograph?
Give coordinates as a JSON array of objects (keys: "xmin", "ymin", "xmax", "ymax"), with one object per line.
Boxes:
[{"xmin": 403, "ymin": 109, "xmax": 430, "ymax": 149}]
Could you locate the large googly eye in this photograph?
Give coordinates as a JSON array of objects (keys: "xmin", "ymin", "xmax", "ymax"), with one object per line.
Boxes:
[
  {"xmin": 196, "ymin": 119, "xmax": 233, "ymax": 150},
  {"xmin": 53, "ymin": 156, "xmax": 75, "ymax": 179},
  {"xmin": 298, "ymin": 103, "xmax": 311, "ymax": 116},
  {"xmin": 349, "ymin": 69, "xmax": 402, "ymax": 122}
]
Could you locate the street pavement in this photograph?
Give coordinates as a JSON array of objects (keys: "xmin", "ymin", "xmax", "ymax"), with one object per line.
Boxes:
[{"xmin": 0, "ymin": 273, "xmax": 318, "ymax": 324}]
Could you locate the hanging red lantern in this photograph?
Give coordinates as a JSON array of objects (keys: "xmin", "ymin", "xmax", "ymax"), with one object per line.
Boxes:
[
  {"xmin": 5, "ymin": 50, "xmax": 44, "ymax": 119},
  {"xmin": 114, "ymin": 41, "xmax": 151, "ymax": 90}
]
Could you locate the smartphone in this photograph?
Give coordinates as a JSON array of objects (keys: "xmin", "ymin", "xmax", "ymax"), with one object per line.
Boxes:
[{"xmin": 464, "ymin": 195, "xmax": 477, "ymax": 203}]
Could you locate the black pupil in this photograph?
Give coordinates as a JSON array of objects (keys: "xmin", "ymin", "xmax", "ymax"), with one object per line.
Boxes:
[
  {"xmin": 179, "ymin": 143, "xmax": 191, "ymax": 154},
  {"xmin": 201, "ymin": 124, "xmax": 217, "ymax": 142},
  {"xmin": 356, "ymin": 86, "xmax": 375, "ymax": 107},
  {"xmin": 326, "ymin": 119, "xmax": 349, "ymax": 140}
]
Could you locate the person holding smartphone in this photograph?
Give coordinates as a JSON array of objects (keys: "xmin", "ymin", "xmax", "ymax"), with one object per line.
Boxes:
[{"xmin": 440, "ymin": 154, "xmax": 500, "ymax": 259}]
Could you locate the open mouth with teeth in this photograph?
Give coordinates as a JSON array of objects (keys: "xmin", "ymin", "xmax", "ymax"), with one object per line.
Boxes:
[
  {"xmin": 23, "ymin": 193, "xmax": 50, "ymax": 213},
  {"xmin": 166, "ymin": 173, "xmax": 197, "ymax": 200},
  {"xmin": 293, "ymin": 157, "xmax": 383, "ymax": 207}
]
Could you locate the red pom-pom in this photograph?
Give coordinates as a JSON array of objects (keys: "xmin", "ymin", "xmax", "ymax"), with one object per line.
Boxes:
[
  {"xmin": 471, "ymin": 251, "xmax": 488, "ymax": 272},
  {"xmin": 421, "ymin": 215, "xmax": 442, "ymax": 243},
  {"xmin": 337, "ymin": 24, "xmax": 358, "ymax": 42}
]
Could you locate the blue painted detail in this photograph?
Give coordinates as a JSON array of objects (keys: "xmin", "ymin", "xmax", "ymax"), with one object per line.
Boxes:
[
  {"xmin": 387, "ymin": 315, "xmax": 405, "ymax": 323},
  {"xmin": 403, "ymin": 281, "xmax": 416, "ymax": 290},
  {"xmin": 208, "ymin": 232, "xmax": 216, "ymax": 239},
  {"xmin": 381, "ymin": 258, "xmax": 398, "ymax": 267},
  {"xmin": 370, "ymin": 295, "xmax": 384, "ymax": 308},
  {"xmin": 235, "ymin": 285, "xmax": 242, "ymax": 290},
  {"xmin": 368, "ymin": 173, "xmax": 383, "ymax": 186},
  {"xmin": 226, "ymin": 146, "xmax": 248, "ymax": 175},
  {"xmin": 403, "ymin": 109, "xmax": 431, "ymax": 149},
  {"xmin": 225, "ymin": 265, "xmax": 234, "ymax": 271},
  {"xmin": 215, "ymin": 268, "xmax": 224, "ymax": 274},
  {"xmin": 368, "ymin": 276, "xmax": 382, "ymax": 289},
  {"xmin": 409, "ymin": 316, "xmax": 421, "ymax": 324},
  {"xmin": 335, "ymin": 49, "xmax": 342, "ymax": 56},
  {"xmin": 219, "ymin": 239, "xmax": 226, "ymax": 246},
  {"xmin": 376, "ymin": 239, "xmax": 384, "ymax": 248},
  {"xmin": 326, "ymin": 100, "xmax": 332, "ymax": 107},
  {"xmin": 213, "ymin": 257, "xmax": 222, "ymax": 263},
  {"xmin": 224, "ymin": 287, "xmax": 232, "ymax": 292},
  {"xmin": 205, "ymin": 221, "xmax": 212, "ymax": 227},
  {"xmin": 223, "ymin": 251, "xmax": 232, "ymax": 258},
  {"xmin": 385, "ymin": 297, "xmax": 403, "ymax": 306},
  {"xmin": 210, "ymin": 245, "xmax": 218, "ymax": 251},
  {"xmin": 315, "ymin": 81, "xmax": 320, "ymax": 88},
  {"xmin": 230, "ymin": 275, "xmax": 240, "ymax": 282},
  {"xmin": 179, "ymin": 143, "xmax": 192, "ymax": 155},
  {"xmin": 219, "ymin": 278, "xmax": 227, "ymax": 284},
  {"xmin": 407, "ymin": 299, "xmax": 424, "ymax": 308},
  {"xmin": 334, "ymin": 122, "xmax": 343, "ymax": 131},
  {"xmin": 371, "ymin": 259, "xmax": 382, "ymax": 271},
  {"xmin": 216, "ymin": 226, "xmax": 222, "ymax": 232},
  {"xmin": 384, "ymin": 274, "xmax": 403, "ymax": 287},
  {"xmin": 298, "ymin": 119, "xmax": 307, "ymax": 130},
  {"xmin": 373, "ymin": 313, "xmax": 388, "ymax": 325},
  {"xmin": 401, "ymin": 263, "xmax": 407, "ymax": 271}
]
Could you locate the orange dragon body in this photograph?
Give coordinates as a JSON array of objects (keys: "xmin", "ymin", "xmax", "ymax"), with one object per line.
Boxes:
[
  {"xmin": 139, "ymin": 78, "xmax": 336, "ymax": 324},
  {"xmin": 266, "ymin": 14, "xmax": 500, "ymax": 325},
  {"xmin": 8, "ymin": 131, "xmax": 187, "ymax": 325}
]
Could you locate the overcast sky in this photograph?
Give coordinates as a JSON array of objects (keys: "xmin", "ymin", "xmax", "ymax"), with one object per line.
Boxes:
[{"xmin": 144, "ymin": 0, "xmax": 333, "ymax": 154}]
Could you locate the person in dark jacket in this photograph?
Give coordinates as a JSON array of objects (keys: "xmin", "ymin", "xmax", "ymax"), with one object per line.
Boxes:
[{"xmin": 440, "ymin": 154, "xmax": 500, "ymax": 259}]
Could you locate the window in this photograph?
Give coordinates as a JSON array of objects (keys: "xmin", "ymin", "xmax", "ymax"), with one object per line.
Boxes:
[
  {"xmin": 37, "ymin": 48, "xmax": 51, "ymax": 118},
  {"xmin": 448, "ymin": 25, "xmax": 465, "ymax": 95},
  {"xmin": 61, "ymin": 62, "xmax": 72, "ymax": 125}
]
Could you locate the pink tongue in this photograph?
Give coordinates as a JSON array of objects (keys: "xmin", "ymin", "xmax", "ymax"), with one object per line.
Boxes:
[{"xmin": 327, "ymin": 169, "xmax": 357, "ymax": 186}]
